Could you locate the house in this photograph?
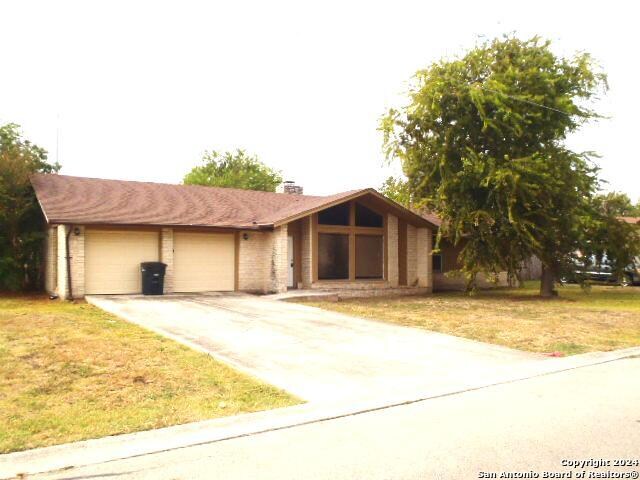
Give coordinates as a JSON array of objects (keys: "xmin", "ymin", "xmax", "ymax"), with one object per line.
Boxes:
[
  {"xmin": 422, "ymin": 212, "xmax": 540, "ymax": 290},
  {"xmin": 31, "ymin": 174, "xmax": 438, "ymax": 299},
  {"xmin": 618, "ymin": 216, "xmax": 640, "ymax": 226}
]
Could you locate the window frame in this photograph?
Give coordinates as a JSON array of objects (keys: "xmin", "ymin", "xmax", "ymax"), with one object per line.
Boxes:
[
  {"xmin": 318, "ymin": 233, "xmax": 350, "ymax": 280},
  {"xmin": 355, "ymin": 233, "xmax": 384, "ymax": 280},
  {"xmin": 314, "ymin": 200, "xmax": 386, "ymax": 282},
  {"xmin": 318, "ymin": 203, "xmax": 350, "ymax": 226},
  {"xmin": 355, "ymin": 202, "xmax": 384, "ymax": 228}
]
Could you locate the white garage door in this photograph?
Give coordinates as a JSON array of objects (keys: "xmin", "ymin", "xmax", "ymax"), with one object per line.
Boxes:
[
  {"xmin": 85, "ymin": 230, "xmax": 159, "ymax": 294},
  {"xmin": 173, "ymin": 232, "xmax": 235, "ymax": 292}
]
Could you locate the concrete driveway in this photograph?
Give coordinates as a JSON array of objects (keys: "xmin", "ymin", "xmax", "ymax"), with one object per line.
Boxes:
[{"xmin": 87, "ymin": 293, "xmax": 543, "ymax": 402}]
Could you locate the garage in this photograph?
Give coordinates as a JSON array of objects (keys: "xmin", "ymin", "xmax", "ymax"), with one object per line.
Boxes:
[
  {"xmin": 173, "ymin": 232, "xmax": 235, "ymax": 292},
  {"xmin": 85, "ymin": 230, "xmax": 160, "ymax": 294}
]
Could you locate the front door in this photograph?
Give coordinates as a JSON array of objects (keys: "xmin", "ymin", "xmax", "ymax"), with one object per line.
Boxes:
[{"xmin": 287, "ymin": 235, "xmax": 295, "ymax": 288}]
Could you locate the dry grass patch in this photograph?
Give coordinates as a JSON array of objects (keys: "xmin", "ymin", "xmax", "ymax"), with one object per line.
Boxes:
[
  {"xmin": 0, "ymin": 295, "xmax": 298, "ymax": 453},
  {"xmin": 298, "ymin": 283, "xmax": 640, "ymax": 355}
]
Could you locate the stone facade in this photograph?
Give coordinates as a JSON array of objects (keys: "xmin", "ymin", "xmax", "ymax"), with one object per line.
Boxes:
[
  {"xmin": 386, "ymin": 214, "xmax": 399, "ymax": 287},
  {"xmin": 160, "ymin": 228, "xmax": 174, "ymax": 293}
]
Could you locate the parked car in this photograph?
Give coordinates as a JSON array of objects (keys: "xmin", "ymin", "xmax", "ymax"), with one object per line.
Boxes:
[
  {"xmin": 624, "ymin": 258, "xmax": 640, "ymax": 286},
  {"xmin": 562, "ymin": 256, "xmax": 639, "ymax": 286}
]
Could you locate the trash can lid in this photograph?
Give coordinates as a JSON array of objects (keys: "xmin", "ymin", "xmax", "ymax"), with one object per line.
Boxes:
[
  {"xmin": 141, "ymin": 262, "xmax": 167, "ymax": 267},
  {"xmin": 140, "ymin": 262, "xmax": 167, "ymax": 273}
]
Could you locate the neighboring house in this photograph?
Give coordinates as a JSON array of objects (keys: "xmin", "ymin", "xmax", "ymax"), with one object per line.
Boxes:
[
  {"xmin": 422, "ymin": 212, "xmax": 541, "ymax": 291},
  {"xmin": 31, "ymin": 174, "xmax": 437, "ymax": 299},
  {"xmin": 618, "ymin": 216, "xmax": 640, "ymax": 226}
]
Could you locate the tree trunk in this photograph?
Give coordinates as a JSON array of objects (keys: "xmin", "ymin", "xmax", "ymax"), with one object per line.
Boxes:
[{"xmin": 540, "ymin": 265, "xmax": 556, "ymax": 297}]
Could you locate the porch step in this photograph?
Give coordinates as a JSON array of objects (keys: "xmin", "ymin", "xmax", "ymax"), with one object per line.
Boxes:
[
  {"xmin": 266, "ymin": 287, "xmax": 430, "ymax": 302},
  {"xmin": 309, "ymin": 281, "xmax": 392, "ymax": 291}
]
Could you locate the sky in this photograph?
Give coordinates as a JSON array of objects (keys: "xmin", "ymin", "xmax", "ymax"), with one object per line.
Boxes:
[{"xmin": 1, "ymin": 0, "xmax": 638, "ymax": 200}]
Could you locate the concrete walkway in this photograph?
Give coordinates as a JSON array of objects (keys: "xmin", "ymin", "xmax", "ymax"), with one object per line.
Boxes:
[{"xmin": 87, "ymin": 293, "xmax": 542, "ymax": 402}]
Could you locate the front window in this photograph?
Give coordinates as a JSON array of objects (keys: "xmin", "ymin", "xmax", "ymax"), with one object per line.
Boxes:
[
  {"xmin": 318, "ymin": 233, "xmax": 349, "ymax": 279},
  {"xmin": 316, "ymin": 200, "xmax": 386, "ymax": 282},
  {"xmin": 355, "ymin": 203, "xmax": 383, "ymax": 227},
  {"xmin": 355, "ymin": 235, "xmax": 383, "ymax": 279},
  {"xmin": 318, "ymin": 203, "xmax": 350, "ymax": 226}
]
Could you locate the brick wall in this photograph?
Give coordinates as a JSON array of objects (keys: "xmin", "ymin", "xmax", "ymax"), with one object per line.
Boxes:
[
  {"xmin": 44, "ymin": 226, "xmax": 57, "ymax": 294},
  {"xmin": 160, "ymin": 228, "xmax": 174, "ymax": 293},
  {"xmin": 69, "ymin": 226, "xmax": 85, "ymax": 298},
  {"xmin": 300, "ymin": 216, "xmax": 313, "ymax": 288},
  {"xmin": 55, "ymin": 224, "xmax": 290, "ymax": 297},
  {"xmin": 416, "ymin": 227, "xmax": 431, "ymax": 290},
  {"xmin": 237, "ymin": 230, "xmax": 271, "ymax": 292},
  {"xmin": 386, "ymin": 214, "xmax": 399, "ymax": 286},
  {"xmin": 406, "ymin": 224, "xmax": 417, "ymax": 286},
  {"xmin": 48, "ymin": 216, "xmax": 431, "ymax": 297},
  {"xmin": 56, "ymin": 225, "xmax": 68, "ymax": 299},
  {"xmin": 54, "ymin": 225, "xmax": 86, "ymax": 300},
  {"xmin": 237, "ymin": 226, "xmax": 288, "ymax": 293},
  {"xmin": 270, "ymin": 225, "xmax": 288, "ymax": 293}
]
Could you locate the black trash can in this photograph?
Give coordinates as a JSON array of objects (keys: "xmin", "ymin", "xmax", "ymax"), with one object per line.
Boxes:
[{"xmin": 140, "ymin": 262, "xmax": 167, "ymax": 295}]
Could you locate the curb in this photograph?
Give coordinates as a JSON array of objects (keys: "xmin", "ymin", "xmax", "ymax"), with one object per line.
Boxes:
[{"xmin": 2, "ymin": 346, "xmax": 638, "ymax": 479}]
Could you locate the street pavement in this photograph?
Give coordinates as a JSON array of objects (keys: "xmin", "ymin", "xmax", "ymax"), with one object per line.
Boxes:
[{"xmin": 27, "ymin": 356, "xmax": 640, "ymax": 480}]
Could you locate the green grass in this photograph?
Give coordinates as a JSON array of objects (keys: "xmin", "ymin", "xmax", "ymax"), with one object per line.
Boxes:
[
  {"xmin": 297, "ymin": 282, "xmax": 640, "ymax": 356},
  {"xmin": 0, "ymin": 295, "xmax": 299, "ymax": 453}
]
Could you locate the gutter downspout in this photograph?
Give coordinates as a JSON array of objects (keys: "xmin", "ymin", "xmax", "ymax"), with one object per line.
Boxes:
[{"xmin": 65, "ymin": 225, "xmax": 73, "ymax": 300}]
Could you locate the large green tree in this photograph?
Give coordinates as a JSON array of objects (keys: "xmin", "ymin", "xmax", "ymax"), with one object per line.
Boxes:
[
  {"xmin": 594, "ymin": 191, "xmax": 640, "ymax": 217},
  {"xmin": 582, "ymin": 194, "xmax": 640, "ymax": 282},
  {"xmin": 0, "ymin": 123, "xmax": 59, "ymax": 291},
  {"xmin": 381, "ymin": 36, "xmax": 609, "ymax": 296},
  {"xmin": 380, "ymin": 176, "xmax": 413, "ymax": 207},
  {"xmin": 183, "ymin": 149, "xmax": 282, "ymax": 192}
]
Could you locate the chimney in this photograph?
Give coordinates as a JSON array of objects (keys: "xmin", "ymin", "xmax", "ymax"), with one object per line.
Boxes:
[{"xmin": 277, "ymin": 180, "xmax": 303, "ymax": 195}]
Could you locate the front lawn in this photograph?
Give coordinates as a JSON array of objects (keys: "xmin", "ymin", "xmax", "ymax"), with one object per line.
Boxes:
[
  {"xmin": 0, "ymin": 295, "xmax": 298, "ymax": 453},
  {"xmin": 297, "ymin": 282, "xmax": 640, "ymax": 356}
]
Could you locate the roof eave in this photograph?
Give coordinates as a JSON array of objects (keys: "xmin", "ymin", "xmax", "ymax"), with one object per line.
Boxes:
[
  {"xmin": 44, "ymin": 219, "xmax": 271, "ymax": 231},
  {"xmin": 271, "ymin": 189, "xmax": 371, "ymax": 227},
  {"xmin": 272, "ymin": 188, "xmax": 439, "ymax": 229},
  {"xmin": 30, "ymin": 177, "xmax": 51, "ymax": 225}
]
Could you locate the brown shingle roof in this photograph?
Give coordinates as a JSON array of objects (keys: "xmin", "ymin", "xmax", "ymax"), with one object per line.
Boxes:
[
  {"xmin": 31, "ymin": 174, "xmax": 439, "ymax": 230},
  {"xmin": 419, "ymin": 211, "xmax": 442, "ymax": 227},
  {"xmin": 618, "ymin": 216, "xmax": 640, "ymax": 225}
]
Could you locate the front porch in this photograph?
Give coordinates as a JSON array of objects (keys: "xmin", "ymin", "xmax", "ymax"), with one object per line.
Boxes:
[
  {"xmin": 267, "ymin": 285, "xmax": 432, "ymax": 302},
  {"xmin": 281, "ymin": 194, "xmax": 433, "ymax": 295}
]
